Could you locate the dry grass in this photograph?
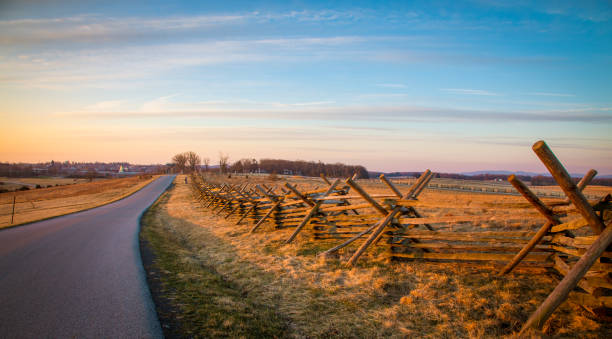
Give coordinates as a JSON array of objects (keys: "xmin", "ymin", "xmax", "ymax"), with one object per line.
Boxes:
[
  {"xmin": 0, "ymin": 176, "xmax": 94, "ymax": 191},
  {"xmin": 0, "ymin": 175, "xmax": 157, "ymax": 228},
  {"xmin": 141, "ymin": 175, "xmax": 611, "ymax": 338},
  {"xmin": 140, "ymin": 190, "xmax": 289, "ymax": 338}
]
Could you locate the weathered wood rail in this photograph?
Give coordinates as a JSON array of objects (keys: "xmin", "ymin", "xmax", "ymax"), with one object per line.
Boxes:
[{"xmin": 189, "ymin": 140, "xmax": 611, "ymax": 333}]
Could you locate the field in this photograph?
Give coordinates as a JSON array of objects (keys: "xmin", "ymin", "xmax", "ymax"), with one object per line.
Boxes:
[
  {"xmin": 141, "ymin": 175, "xmax": 611, "ymax": 338},
  {"xmin": 0, "ymin": 177, "xmax": 96, "ymax": 192},
  {"xmin": 0, "ymin": 175, "xmax": 157, "ymax": 228}
]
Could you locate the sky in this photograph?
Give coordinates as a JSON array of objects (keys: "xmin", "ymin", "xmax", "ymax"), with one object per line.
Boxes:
[{"xmin": 0, "ymin": 0, "xmax": 611, "ymax": 174}]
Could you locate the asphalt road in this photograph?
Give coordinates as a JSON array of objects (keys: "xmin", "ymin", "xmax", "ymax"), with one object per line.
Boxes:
[{"xmin": 0, "ymin": 175, "xmax": 175, "ymax": 338}]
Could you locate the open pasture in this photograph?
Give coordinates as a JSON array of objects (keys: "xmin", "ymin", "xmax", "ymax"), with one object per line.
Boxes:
[
  {"xmin": 0, "ymin": 177, "xmax": 95, "ymax": 192},
  {"xmin": 0, "ymin": 175, "xmax": 156, "ymax": 228}
]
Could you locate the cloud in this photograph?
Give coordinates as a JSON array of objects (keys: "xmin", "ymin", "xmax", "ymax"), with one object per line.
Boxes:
[
  {"xmin": 0, "ymin": 14, "xmax": 247, "ymax": 45},
  {"xmin": 456, "ymin": 135, "xmax": 612, "ymax": 152},
  {"xmin": 60, "ymin": 100, "xmax": 612, "ymax": 124},
  {"xmin": 527, "ymin": 92, "xmax": 575, "ymax": 97},
  {"xmin": 140, "ymin": 94, "xmax": 180, "ymax": 112},
  {"xmin": 0, "ymin": 37, "xmax": 374, "ymax": 89},
  {"xmin": 286, "ymin": 101, "xmax": 335, "ymax": 107},
  {"xmin": 472, "ymin": 0, "xmax": 611, "ymax": 23},
  {"xmin": 441, "ymin": 88, "xmax": 499, "ymax": 96},
  {"xmin": 0, "ymin": 11, "xmax": 365, "ymax": 46},
  {"xmin": 83, "ymin": 100, "xmax": 124, "ymax": 111},
  {"xmin": 0, "ymin": 12, "xmax": 572, "ymax": 92}
]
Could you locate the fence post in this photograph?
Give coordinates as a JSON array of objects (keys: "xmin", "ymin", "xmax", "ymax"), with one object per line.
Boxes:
[
  {"xmin": 520, "ymin": 222, "xmax": 612, "ymax": 334},
  {"xmin": 11, "ymin": 195, "xmax": 16, "ymax": 224}
]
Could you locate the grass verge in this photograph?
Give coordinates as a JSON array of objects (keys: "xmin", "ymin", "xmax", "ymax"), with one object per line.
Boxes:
[{"xmin": 140, "ymin": 185, "xmax": 290, "ymax": 338}]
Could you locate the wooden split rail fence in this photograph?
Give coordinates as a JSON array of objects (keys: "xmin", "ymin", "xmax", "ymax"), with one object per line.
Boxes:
[{"xmin": 189, "ymin": 140, "xmax": 611, "ymax": 333}]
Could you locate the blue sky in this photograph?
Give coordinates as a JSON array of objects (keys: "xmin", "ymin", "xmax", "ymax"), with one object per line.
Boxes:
[{"xmin": 0, "ymin": 1, "xmax": 611, "ymax": 174}]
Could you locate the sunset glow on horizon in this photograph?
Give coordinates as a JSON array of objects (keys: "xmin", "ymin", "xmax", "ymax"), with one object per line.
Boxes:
[{"xmin": 1, "ymin": 1, "xmax": 611, "ymax": 174}]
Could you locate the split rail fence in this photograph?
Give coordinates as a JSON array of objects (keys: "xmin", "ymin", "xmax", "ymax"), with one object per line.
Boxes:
[{"xmin": 189, "ymin": 140, "xmax": 611, "ymax": 333}]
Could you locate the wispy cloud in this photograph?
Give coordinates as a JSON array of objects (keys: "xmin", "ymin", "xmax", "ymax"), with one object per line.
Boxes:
[
  {"xmin": 60, "ymin": 100, "xmax": 612, "ymax": 124},
  {"xmin": 527, "ymin": 92, "xmax": 575, "ymax": 97},
  {"xmin": 288, "ymin": 101, "xmax": 335, "ymax": 106},
  {"xmin": 454, "ymin": 135, "xmax": 612, "ymax": 152},
  {"xmin": 140, "ymin": 94, "xmax": 180, "ymax": 112},
  {"xmin": 83, "ymin": 100, "xmax": 125, "ymax": 112},
  {"xmin": 0, "ymin": 14, "xmax": 247, "ymax": 45},
  {"xmin": 0, "ymin": 11, "xmax": 365, "ymax": 46},
  {"xmin": 0, "ymin": 10, "xmax": 573, "ymax": 92},
  {"xmin": 441, "ymin": 88, "xmax": 500, "ymax": 96},
  {"xmin": 0, "ymin": 35, "xmax": 391, "ymax": 89}
]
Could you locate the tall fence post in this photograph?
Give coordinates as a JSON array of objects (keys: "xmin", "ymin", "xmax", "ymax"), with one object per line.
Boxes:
[{"xmin": 11, "ymin": 195, "xmax": 16, "ymax": 224}]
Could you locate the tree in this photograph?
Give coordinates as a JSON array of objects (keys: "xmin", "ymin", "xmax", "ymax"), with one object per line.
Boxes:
[
  {"xmin": 229, "ymin": 158, "xmax": 258, "ymax": 173},
  {"xmin": 185, "ymin": 151, "xmax": 201, "ymax": 173},
  {"xmin": 219, "ymin": 152, "xmax": 229, "ymax": 173},
  {"xmin": 203, "ymin": 157, "xmax": 210, "ymax": 172},
  {"xmin": 172, "ymin": 153, "xmax": 188, "ymax": 173}
]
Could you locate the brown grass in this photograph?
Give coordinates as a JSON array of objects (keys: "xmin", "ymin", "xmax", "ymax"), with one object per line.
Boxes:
[
  {"xmin": 0, "ymin": 176, "xmax": 93, "ymax": 190},
  {"xmin": 142, "ymin": 175, "xmax": 611, "ymax": 338},
  {"xmin": 0, "ymin": 175, "xmax": 157, "ymax": 228}
]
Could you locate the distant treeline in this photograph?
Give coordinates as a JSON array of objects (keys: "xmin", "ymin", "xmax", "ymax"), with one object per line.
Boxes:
[
  {"xmin": 230, "ymin": 159, "xmax": 369, "ymax": 179},
  {"xmin": 369, "ymin": 171, "xmax": 612, "ymax": 187},
  {"xmin": 0, "ymin": 162, "xmax": 167, "ymax": 178}
]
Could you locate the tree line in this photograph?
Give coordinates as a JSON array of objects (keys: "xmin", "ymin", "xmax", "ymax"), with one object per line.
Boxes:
[
  {"xmin": 171, "ymin": 152, "xmax": 369, "ymax": 178},
  {"xmin": 230, "ymin": 158, "xmax": 369, "ymax": 179}
]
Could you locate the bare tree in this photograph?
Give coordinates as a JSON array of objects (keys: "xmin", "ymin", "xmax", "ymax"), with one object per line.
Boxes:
[
  {"xmin": 172, "ymin": 153, "xmax": 188, "ymax": 173},
  {"xmin": 203, "ymin": 157, "xmax": 210, "ymax": 172},
  {"xmin": 185, "ymin": 151, "xmax": 201, "ymax": 173},
  {"xmin": 219, "ymin": 152, "xmax": 229, "ymax": 174}
]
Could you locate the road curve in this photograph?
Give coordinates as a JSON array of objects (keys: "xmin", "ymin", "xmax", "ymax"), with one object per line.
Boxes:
[{"xmin": 0, "ymin": 175, "xmax": 175, "ymax": 338}]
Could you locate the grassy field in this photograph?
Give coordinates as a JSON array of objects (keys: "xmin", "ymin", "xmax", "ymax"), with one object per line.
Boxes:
[
  {"xmin": 0, "ymin": 176, "xmax": 96, "ymax": 192},
  {"xmin": 140, "ymin": 175, "xmax": 611, "ymax": 338},
  {"xmin": 0, "ymin": 175, "xmax": 157, "ymax": 228},
  {"xmin": 241, "ymin": 173, "xmax": 608, "ymax": 198}
]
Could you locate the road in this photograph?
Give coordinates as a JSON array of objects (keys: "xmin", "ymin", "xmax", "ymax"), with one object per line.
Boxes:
[{"xmin": 0, "ymin": 175, "xmax": 175, "ymax": 338}]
